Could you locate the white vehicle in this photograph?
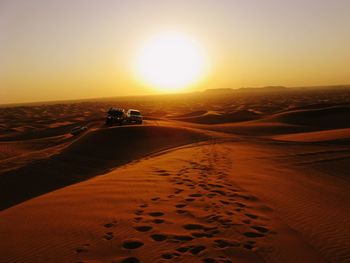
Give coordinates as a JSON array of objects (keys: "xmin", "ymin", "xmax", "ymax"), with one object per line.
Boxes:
[{"xmin": 126, "ymin": 109, "xmax": 143, "ymax": 124}]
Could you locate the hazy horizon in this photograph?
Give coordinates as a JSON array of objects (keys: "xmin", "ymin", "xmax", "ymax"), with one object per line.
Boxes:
[{"xmin": 1, "ymin": 0, "xmax": 350, "ymax": 104}]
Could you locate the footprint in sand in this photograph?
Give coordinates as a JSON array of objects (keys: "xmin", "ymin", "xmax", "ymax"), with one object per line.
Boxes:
[
  {"xmin": 162, "ymin": 252, "xmax": 182, "ymax": 260},
  {"xmin": 121, "ymin": 257, "xmax": 140, "ymax": 263},
  {"xmin": 134, "ymin": 225, "xmax": 153, "ymax": 232},
  {"xmin": 149, "ymin": 212, "xmax": 164, "ymax": 217},
  {"xmin": 174, "ymin": 188, "xmax": 184, "ymax": 194},
  {"xmin": 103, "ymin": 232, "xmax": 114, "ymax": 240},
  {"xmin": 175, "ymin": 203, "xmax": 187, "ymax": 208},
  {"xmin": 134, "ymin": 209, "xmax": 144, "ymax": 215},
  {"xmin": 161, "ymin": 253, "xmax": 174, "ymax": 259},
  {"xmin": 191, "ymin": 232, "xmax": 213, "ymax": 238},
  {"xmin": 183, "ymin": 223, "xmax": 205, "ymax": 230},
  {"xmin": 173, "ymin": 235, "xmax": 194, "ymax": 242},
  {"xmin": 251, "ymin": 225, "xmax": 269, "ymax": 233},
  {"xmin": 151, "ymin": 233, "xmax": 168, "ymax": 242},
  {"xmin": 176, "ymin": 245, "xmax": 191, "ymax": 253},
  {"xmin": 103, "ymin": 220, "xmax": 117, "ymax": 228},
  {"xmin": 245, "ymin": 213, "xmax": 259, "ymax": 219},
  {"xmin": 75, "ymin": 244, "xmax": 89, "ymax": 253},
  {"xmin": 189, "ymin": 193, "xmax": 203, "ymax": 197},
  {"xmin": 214, "ymin": 239, "xmax": 240, "ymax": 248},
  {"xmin": 235, "ymin": 202, "xmax": 246, "ymax": 208},
  {"xmin": 158, "ymin": 171, "xmax": 171, "ymax": 176},
  {"xmin": 243, "ymin": 231, "xmax": 265, "ymax": 238},
  {"xmin": 208, "ymin": 183, "xmax": 224, "ymax": 189},
  {"xmin": 211, "ymin": 190, "xmax": 227, "ymax": 196},
  {"xmin": 155, "ymin": 169, "xmax": 171, "ymax": 176},
  {"xmin": 122, "ymin": 239, "xmax": 144, "ymax": 249},
  {"xmin": 134, "ymin": 216, "xmax": 143, "ymax": 223},
  {"xmin": 243, "ymin": 241, "xmax": 256, "ymax": 250},
  {"xmin": 152, "ymin": 218, "xmax": 165, "ymax": 224},
  {"xmin": 189, "ymin": 245, "xmax": 206, "ymax": 255}
]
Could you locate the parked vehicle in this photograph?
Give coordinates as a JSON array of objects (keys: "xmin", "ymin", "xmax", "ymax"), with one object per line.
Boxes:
[
  {"xmin": 106, "ymin": 107, "xmax": 126, "ymax": 125},
  {"xmin": 126, "ymin": 109, "xmax": 143, "ymax": 124}
]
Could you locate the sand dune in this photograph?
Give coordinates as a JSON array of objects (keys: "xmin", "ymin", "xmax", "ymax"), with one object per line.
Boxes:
[
  {"xmin": 268, "ymin": 105, "xmax": 350, "ymax": 129},
  {"xmin": 194, "ymin": 121, "xmax": 309, "ymax": 136},
  {"xmin": 1, "ymin": 88, "xmax": 350, "ymax": 262},
  {"xmin": 172, "ymin": 110, "xmax": 208, "ymax": 118},
  {"xmin": 283, "ymin": 102, "xmax": 349, "ymax": 112},
  {"xmin": 227, "ymin": 142, "xmax": 350, "ymax": 263},
  {"xmin": 0, "ymin": 125, "xmax": 210, "ymax": 210},
  {"xmin": 273, "ymin": 128, "xmax": 350, "ymax": 143},
  {"xmin": 172, "ymin": 110, "xmax": 260, "ymax": 124},
  {"xmin": 187, "ymin": 105, "xmax": 350, "ymax": 137},
  {"xmin": 1, "ymin": 141, "xmax": 349, "ymax": 262},
  {"xmin": 64, "ymin": 125, "xmax": 210, "ymax": 160}
]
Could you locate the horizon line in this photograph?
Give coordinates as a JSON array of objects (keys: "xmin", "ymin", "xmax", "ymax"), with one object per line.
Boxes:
[{"xmin": 1, "ymin": 84, "xmax": 349, "ymax": 108}]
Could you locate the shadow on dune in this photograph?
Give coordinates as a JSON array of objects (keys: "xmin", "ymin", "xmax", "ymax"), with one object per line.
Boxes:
[
  {"xmin": 269, "ymin": 105, "xmax": 350, "ymax": 129},
  {"xmin": 0, "ymin": 125, "xmax": 210, "ymax": 210}
]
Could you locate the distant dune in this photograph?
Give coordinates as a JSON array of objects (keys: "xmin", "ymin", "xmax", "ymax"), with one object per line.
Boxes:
[
  {"xmin": 273, "ymin": 128, "xmax": 350, "ymax": 143},
  {"xmin": 196, "ymin": 105, "xmax": 350, "ymax": 137},
  {"xmin": 172, "ymin": 110, "xmax": 261, "ymax": 124},
  {"xmin": 282, "ymin": 102, "xmax": 350, "ymax": 112},
  {"xmin": 268, "ymin": 105, "xmax": 350, "ymax": 129},
  {"xmin": 237, "ymin": 86, "xmax": 287, "ymax": 92}
]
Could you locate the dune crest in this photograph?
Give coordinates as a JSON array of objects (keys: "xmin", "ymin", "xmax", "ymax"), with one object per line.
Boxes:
[{"xmin": 0, "ymin": 125, "xmax": 210, "ymax": 210}]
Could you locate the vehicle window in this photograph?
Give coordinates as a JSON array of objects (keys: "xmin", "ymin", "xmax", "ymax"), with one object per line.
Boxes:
[
  {"xmin": 130, "ymin": 111, "xmax": 140, "ymax": 115},
  {"xmin": 110, "ymin": 111, "xmax": 123, "ymax": 116}
]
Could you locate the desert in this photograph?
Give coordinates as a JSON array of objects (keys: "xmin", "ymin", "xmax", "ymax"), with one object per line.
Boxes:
[{"xmin": 1, "ymin": 86, "xmax": 350, "ymax": 263}]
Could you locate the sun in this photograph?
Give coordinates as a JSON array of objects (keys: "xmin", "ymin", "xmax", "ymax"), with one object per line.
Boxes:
[{"xmin": 135, "ymin": 32, "xmax": 207, "ymax": 92}]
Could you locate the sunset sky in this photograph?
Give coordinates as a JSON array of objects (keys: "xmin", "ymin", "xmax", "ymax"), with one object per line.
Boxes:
[{"xmin": 1, "ymin": 0, "xmax": 350, "ymax": 104}]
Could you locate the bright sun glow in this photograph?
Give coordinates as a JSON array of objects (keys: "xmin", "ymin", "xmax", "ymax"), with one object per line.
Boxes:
[{"xmin": 135, "ymin": 32, "xmax": 207, "ymax": 92}]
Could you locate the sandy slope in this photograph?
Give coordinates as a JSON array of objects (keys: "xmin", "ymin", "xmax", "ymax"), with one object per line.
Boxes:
[
  {"xmin": 0, "ymin": 125, "xmax": 212, "ymax": 210},
  {"xmin": 171, "ymin": 110, "xmax": 261, "ymax": 124},
  {"xmin": 273, "ymin": 127, "xmax": 350, "ymax": 142},
  {"xmin": 166, "ymin": 104, "xmax": 350, "ymax": 136},
  {"xmin": 1, "ymin": 139, "xmax": 349, "ymax": 263}
]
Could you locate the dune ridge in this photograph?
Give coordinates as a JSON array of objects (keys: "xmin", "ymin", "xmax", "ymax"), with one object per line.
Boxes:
[
  {"xmin": 267, "ymin": 105, "xmax": 350, "ymax": 129},
  {"xmin": 273, "ymin": 128, "xmax": 350, "ymax": 143},
  {"xmin": 171, "ymin": 110, "xmax": 261, "ymax": 124},
  {"xmin": 0, "ymin": 125, "xmax": 211, "ymax": 210}
]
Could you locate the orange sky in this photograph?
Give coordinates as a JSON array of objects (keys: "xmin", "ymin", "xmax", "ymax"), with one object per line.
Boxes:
[{"xmin": 1, "ymin": 0, "xmax": 350, "ymax": 104}]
